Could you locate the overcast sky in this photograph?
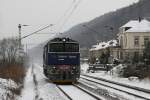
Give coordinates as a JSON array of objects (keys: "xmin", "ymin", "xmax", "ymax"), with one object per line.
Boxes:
[{"xmin": 0, "ymin": 0, "xmax": 139, "ymax": 47}]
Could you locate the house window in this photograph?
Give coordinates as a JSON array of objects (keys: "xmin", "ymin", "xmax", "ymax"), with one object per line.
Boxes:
[
  {"xmin": 124, "ymin": 27, "xmax": 131, "ymax": 31},
  {"xmin": 120, "ymin": 36, "xmax": 123, "ymax": 47},
  {"xmin": 134, "ymin": 51, "xmax": 139, "ymax": 57},
  {"xmin": 144, "ymin": 37, "xmax": 149, "ymax": 46},
  {"xmin": 134, "ymin": 36, "xmax": 139, "ymax": 46},
  {"xmin": 120, "ymin": 51, "xmax": 123, "ymax": 59},
  {"xmin": 133, "ymin": 51, "xmax": 139, "ymax": 63},
  {"xmin": 125, "ymin": 52, "xmax": 129, "ymax": 59}
]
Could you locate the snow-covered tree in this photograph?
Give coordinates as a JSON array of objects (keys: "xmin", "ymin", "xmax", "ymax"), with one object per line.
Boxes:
[{"xmin": 0, "ymin": 37, "xmax": 22, "ymax": 64}]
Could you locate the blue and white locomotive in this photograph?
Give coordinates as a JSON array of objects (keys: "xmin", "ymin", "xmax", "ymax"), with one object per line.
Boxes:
[{"xmin": 43, "ymin": 37, "xmax": 80, "ymax": 82}]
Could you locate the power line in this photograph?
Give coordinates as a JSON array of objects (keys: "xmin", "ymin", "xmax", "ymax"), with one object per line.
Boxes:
[
  {"xmin": 21, "ymin": 0, "xmax": 81, "ymax": 40},
  {"xmin": 54, "ymin": 0, "xmax": 77, "ymax": 34},
  {"xmin": 58, "ymin": 0, "xmax": 82, "ymax": 32},
  {"xmin": 21, "ymin": 24, "xmax": 53, "ymax": 39},
  {"xmin": 59, "ymin": 0, "xmax": 82, "ymax": 32},
  {"xmin": 55, "ymin": 0, "xmax": 77, "ymax": 26}
]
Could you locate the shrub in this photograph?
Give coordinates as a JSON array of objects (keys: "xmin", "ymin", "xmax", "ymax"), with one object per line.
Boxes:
[
  {"xmin": 0, "ymin": 37, "xmax": 27, "ymax": 83},
  {"xmin": 0, "ymin": 64, "xmax": 27, "ymax": 83},
  {"xmin": 121, "ymin": 64, "xmax": 150, "ymax": 79}
]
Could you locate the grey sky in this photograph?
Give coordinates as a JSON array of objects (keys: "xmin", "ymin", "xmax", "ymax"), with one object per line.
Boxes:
[{"xmin": 0, "ymin": 0, "xmax": 139, "ymax": 47}]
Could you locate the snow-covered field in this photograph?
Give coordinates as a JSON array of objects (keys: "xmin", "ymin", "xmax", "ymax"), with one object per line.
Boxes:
[
  {"xmin": 81, "ymin": 63, "xmax": 150, "ymax": 90},
  {"xmin": 1, "ymin": 61, "xmax": 149, "ymax": 100},
  {"xmin": 19, "ymin": 62, "xmax": 150, "ymax": 100}
]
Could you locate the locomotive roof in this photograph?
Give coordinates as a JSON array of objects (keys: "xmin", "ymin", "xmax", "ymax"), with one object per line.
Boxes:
[
  {"xmin": 49, "ymin": 37, "xmax": 77, "ymax": 43},
  {"xmin": 44, "ymin": 37, "xmax": 78, "ymax": 47},
  {"xmin": 43, "ymin": 37, "xmax": 79, "ymax": 48}
]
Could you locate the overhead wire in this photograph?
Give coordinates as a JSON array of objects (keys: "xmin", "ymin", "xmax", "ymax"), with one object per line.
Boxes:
[
  {"xmin": 21, "ymin": 0, "xmax": 80, "ymax": 39},
  {"xmin": 58, "ymin": 0, "xmax": 82, "ymax": 33},
  {"xmin": 53, "ymin": 0, "xmax": 78, "ymax": 34},
  {"xmin": 55, "ymin": 0, "xmax": 77, "ymax": 26},
  {"xmin": 21, "ymin": 24, "xmax": 53, "ymax": 39}
]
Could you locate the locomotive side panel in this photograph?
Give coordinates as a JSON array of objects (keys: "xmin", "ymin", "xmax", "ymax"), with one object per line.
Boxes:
[{"xmin": 47, "ymin": 53, "xmax": 80, "ymax": 65}]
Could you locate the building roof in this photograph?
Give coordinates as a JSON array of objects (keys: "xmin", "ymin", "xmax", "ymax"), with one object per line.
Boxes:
[
  {"xmin": 126, "ymin": 19, "xmax": 150, "ymax": 32},
  {"xmin": 121, "ymin": 20, "xmax": 139, "ymax": 28},
  {"xmin": 90, "ymin": 40, "xmax": 117, "ymax": 51},
  {"xmin": 121, "ymin": 19, "xmax": 150, "ymax": 33}
]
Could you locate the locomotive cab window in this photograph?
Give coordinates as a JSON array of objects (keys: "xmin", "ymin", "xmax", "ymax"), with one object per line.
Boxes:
[
  {"xmin": 49, "ymin": 43, "xmax": 79, "ymax": 52},
  {"xmin": 65, "ymin": 43, "xmax": 79, "ymax": 52},
  {"xmin": 49, "ymin": 43, "xmax": 64, "ymax": 52}
]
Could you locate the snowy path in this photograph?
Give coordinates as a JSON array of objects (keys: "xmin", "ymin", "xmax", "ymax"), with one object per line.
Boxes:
[
  {"xmin": 19, "ymin": 65, "xmax": 36, "ymax": 100},
  {"xmin": 19, "ymin": 63, "xmax": 68, "ymax": 100}
]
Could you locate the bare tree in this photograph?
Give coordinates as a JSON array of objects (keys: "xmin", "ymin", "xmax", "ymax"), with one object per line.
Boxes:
[
  {"xmin": 0, "ymin": 37, "xmax": 21, "ymax": 65},
  {"xmin": 0, "ymin": 39, "xmax": 7, "ymax": 62}
]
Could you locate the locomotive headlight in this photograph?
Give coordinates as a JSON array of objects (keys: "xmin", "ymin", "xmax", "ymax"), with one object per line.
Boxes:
[
  {"xmin": 72, "ymin": 66, "xmax": 76, "ymax": 69},
  {"xmin": 62, "ymin": 38, "xmax": 66, "ymax": 42},
  {"xmin": 53, "ymin": 67, "xmax": 56, "ymax": 69}
]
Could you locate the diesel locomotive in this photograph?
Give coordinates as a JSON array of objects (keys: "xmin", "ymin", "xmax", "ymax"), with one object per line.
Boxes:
[{"xmin": 43, "ymin": 37, "xmax": 80, "ymax": 82}]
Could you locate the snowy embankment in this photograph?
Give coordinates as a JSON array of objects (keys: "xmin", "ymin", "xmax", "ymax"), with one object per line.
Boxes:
[
  {"xmin": 0, "ymin": 78, "xmax": 18, "ymax": 100},
  {"xmin": 81, "ymin": 63, "xmax": 150, "ymax": 90},
  {"xmin": 19, "ymin": 63, "xmax": 68, "ymax": 100}
]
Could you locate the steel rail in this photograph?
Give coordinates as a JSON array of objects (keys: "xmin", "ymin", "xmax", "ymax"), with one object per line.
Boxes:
[
  {"xmin": 81, "ymin": 74, "xmax": 150, "ymax": 100},
  {"xmin": 57, "ymin": 84, "xmax": 102, "ymax": 100},
  {"xmin": 81, "ymin": 74, "xmax": 150, "ymax": 94},
  {"xmin": 72, "ymin": 84, "xmax": 102, "ymax": 100},
  {"xmin": 56, "ymin": 85, "xmax": 73, "ymax": 100}
]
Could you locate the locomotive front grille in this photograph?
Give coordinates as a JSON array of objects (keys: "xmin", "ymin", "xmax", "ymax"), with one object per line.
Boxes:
[
  {"xmin": 46, "ymin": 65, "xmax": 79, "ymax": 81},
  {"xmin": 60, "ymin": 71, "xmax": 71, "ymax": 80}
]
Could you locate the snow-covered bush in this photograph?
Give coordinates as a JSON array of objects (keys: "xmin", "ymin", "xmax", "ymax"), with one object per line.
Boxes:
[
  {"xmin": 81, "ymin": 62, "xmax": 90, "ymax": 73},
  {"xmin": 0, "ymin": 37, "xmax": 25, "ymax": 64},
  {"xmin": 110, "ymin": 63, "xmax": 150, "ymax": 79},
  {"xmin": 110, "ymin": 64, "xmax": 127, "ymax": 77},
  {"xmin": 121, "ymin": 64, "xmax": 150, "ymax": 79},
  {"xmin": 0, "ymin": 37, "xmax": 27, "ymax": 99},
  {"xmin": 0, "ymin": 37, "xmax": 27, "ymax": 83}
]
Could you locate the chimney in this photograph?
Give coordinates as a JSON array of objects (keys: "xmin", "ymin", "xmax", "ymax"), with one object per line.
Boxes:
[{"xmin": 138, "ymin": 17, "xmax": 142, "ymax": 22}]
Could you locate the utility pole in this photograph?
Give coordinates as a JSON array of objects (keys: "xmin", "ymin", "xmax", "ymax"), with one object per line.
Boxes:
[
  {"xmin": 18, "ymin": 24, "xmax": 21, "ymax": 50},
  {"xmin": 18, "ymin": 24, "xmax": 30, "ymax": 58},
  {"xmin": 18, "ymin": 24, "xmax": 29, "ymax": 50},
  {"xmin": 18, "ymin": 24, "xmax": 54, "ymax": 50}
]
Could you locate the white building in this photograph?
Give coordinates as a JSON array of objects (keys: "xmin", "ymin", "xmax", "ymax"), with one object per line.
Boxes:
[
  {"xmin": 89, "ymin": 40, "xmax": 118, "ymax": 63},
  {"xmin": 118, "ymin": 19, "xmax": 150, "ymax": 62}
]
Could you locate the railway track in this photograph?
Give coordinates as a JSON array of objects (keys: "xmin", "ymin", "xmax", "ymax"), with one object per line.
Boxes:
[
  {"xmin": 56, "ymin": 84, "xmax": 102, "ymax": 100},
  {"xmin": 80, "ymin": 74, "xmax": 150, "ymax": 100},
  {"xmin": 56, "ymin": 85, "xmax": 72, "ymax": 100}
]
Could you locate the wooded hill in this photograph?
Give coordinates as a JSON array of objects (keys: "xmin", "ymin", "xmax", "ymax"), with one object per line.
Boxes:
[{"xmin": 64, "ymin": 0, "xmax": 150, "ymax": 48}]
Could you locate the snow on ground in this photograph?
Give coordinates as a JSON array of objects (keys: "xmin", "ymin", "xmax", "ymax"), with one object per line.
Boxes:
[
  {"xmin": 19, "ymin": 63, "xmax": 68, "ymax": 100},
  {"xmin": 18, "ymin": 61, "xmax": 150, "ymax": 100},
  {"xmin": 81, "ymin": 63, "xmax": 150, "ymax": 90},
  {"xmin": 81, "ymin": 62, "xmax": 89, "ymax": 73},
  {"xmin": 18, "ymin": 65, "xmax": 36, "ymax": 100},
  {"xmin": 0, "ymin": 78, "xmax": 18, "ymax": 100}
]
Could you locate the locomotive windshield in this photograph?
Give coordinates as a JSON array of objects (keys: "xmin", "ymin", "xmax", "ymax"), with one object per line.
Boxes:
[{"xmin": 49, "ymin": 43, "xmax": 79, "ymax": 52}]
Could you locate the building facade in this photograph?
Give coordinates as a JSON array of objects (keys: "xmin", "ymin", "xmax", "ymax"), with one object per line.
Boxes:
[
  {"xmin": 117, "ymin": 19, "xmax": 150, "ymax": 62},
  {"xmin": 89, "ymin": 19, "xmax": 150, "ymax": 64},
  {"xmin": 89, "ymin": 40, "xmax": 118, "ymax": 64}
]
